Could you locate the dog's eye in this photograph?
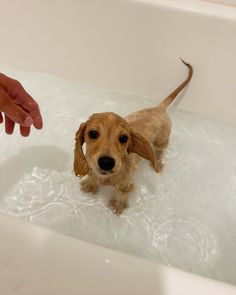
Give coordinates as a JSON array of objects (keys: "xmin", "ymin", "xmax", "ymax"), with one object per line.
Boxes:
[
  {"xmin": 119, "ymin": 135, "xmax": 128, "ymax": 144},
  {"xmin": 88, "ymin": 130, "xmax": 99, "ymax": 139}
]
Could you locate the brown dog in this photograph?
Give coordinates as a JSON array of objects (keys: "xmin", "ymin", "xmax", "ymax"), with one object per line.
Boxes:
[{"xmin": 74, "ymin": 60, "xmax": 193, "ymax": 214}]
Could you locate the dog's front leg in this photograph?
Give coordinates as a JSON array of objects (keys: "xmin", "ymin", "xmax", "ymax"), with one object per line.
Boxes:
[
  {"xmin": 109, "ymin": 183, "xmax": 134, "ymax": 215},
  {"xmin": 80, "ymin": 174, "xmax": 99, "ymax": 194}
]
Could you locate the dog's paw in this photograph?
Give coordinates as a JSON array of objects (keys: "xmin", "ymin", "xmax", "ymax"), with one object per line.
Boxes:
[
  {"xmin": 154, "ymin": 160, "xmax": 164, "ymax": 173},
  {"xmin": 109, "ymin": 197, "xmax": 128, "ymax": 215},
  {"xmin": 80, "ymin": 177, "xmax": 98, "ymax": 194}
]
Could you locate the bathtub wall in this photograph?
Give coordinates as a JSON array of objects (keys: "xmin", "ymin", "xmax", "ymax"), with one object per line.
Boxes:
[
  {"xmin": 0, "ymin": 0, "xmax": 236, "ymax": 124},
  {"xmin": 205, "ymin": 0, "xmax": 236, "ymax": 6}
]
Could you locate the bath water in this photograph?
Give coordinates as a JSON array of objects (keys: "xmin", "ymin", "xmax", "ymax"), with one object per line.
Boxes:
[{"xmin": 0, "ymin": 70, "xmax": 236, "ymax": 285}]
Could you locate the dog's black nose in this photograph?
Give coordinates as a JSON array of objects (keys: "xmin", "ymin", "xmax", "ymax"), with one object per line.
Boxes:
[{"xmin": 98, "ymin": 156, "xmax": 115, "ymax": 171}]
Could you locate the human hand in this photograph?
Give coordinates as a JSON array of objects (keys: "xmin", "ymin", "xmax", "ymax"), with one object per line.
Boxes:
[{"xmin": 0, "ymin": 73, "xmax": 43, "ymax": 136}]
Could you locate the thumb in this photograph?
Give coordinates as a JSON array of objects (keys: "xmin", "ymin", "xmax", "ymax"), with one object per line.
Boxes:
[{"xmin": 0, "ymin": 87, "xmax": 33, "ymax": 127}]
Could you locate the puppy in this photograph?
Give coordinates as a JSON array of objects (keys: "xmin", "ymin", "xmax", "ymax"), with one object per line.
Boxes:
[{"xmin": 74, "ymin": 60, "xmax": 193, "ymax": 214}]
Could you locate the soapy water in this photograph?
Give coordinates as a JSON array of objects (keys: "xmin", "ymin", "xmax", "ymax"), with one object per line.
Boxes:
[{"xmin": 0, "ymin": 70, "xmax": 236, "ymax": 285}]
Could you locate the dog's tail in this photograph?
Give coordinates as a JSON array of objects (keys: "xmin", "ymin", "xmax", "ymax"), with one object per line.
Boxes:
[{"xmin": 158, "ymin": 59, "xmax": 193, "ymax": 111}]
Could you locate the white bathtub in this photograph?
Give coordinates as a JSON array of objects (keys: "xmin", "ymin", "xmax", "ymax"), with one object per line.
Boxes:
[{"xmin": 0, "ymin": 0, "xmax": 236, "ymax": 294}]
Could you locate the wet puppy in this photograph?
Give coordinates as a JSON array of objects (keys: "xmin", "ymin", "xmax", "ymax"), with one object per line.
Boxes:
[{"xmin": 74, "ymin": 60, "xmax": 193, "ymax": 214}]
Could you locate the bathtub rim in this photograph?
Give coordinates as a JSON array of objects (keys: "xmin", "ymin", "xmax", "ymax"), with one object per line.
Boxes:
[{"xmin": 0, "ymin": 214, "xmax": 236, "ymax": 295}]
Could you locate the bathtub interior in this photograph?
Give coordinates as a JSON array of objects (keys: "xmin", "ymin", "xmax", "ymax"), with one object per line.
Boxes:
[
  {"xmin": 1, "ymin": 0, "xmax": 236, "ymax": 290},
  {"xmin": 0, "ymin": 68, "xmax": 236, "ymax": 285}
]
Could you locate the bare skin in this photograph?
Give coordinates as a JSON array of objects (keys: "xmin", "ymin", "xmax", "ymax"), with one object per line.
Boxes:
[{"xmin": 0, "ymin": 73, "xmax": 43, "ymax": 136}]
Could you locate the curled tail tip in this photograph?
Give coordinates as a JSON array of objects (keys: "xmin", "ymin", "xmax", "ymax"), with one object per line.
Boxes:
[
  {"xmin": 179, "ymin": 58, "xmax": 193, "ymax": 70},
  {"xmin": 179, "ymin": 57, "xmax": 187, "ymax": 64},
  {"xmin": 179, "ymin": 58, "xmax": 193, "ymax": 80}
]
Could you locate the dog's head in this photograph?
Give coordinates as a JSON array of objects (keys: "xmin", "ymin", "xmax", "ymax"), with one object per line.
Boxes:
[{"xmin": 73, "ymin": 112, "xmax": 155, "ymax": 178}]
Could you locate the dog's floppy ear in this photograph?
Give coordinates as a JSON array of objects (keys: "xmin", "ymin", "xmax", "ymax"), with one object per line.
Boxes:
[
  {"xmin": 128, "ymin": 129, "xmax": 155, "ymax": 168},
  {"xmin": 73, "ymin": 122, "xmax": 89, "ymax": 176}
]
